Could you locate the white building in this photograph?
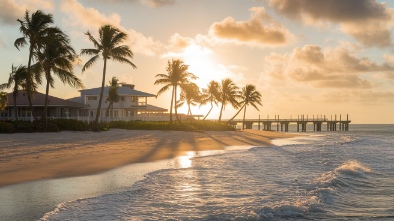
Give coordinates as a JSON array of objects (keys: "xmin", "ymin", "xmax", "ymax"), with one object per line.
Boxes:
[{"xmin": 69, "ymin": 83, "xmax": 168, "ymax": 121}]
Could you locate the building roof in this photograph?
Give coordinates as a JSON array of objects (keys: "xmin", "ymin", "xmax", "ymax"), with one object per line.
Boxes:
[
  {"xmin": 6, "ymin": 91, "xmax": 85, "ymax": 108},
  {"xmin": 79, "ymin": 86, "xmax": 156, "ymax": 97},
  {"xmin": 130, "ymin": 104, "xmax": 167, "ymax": 112}
]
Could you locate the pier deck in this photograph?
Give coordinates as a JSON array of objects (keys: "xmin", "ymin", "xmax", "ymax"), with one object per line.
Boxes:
[{"xmin": 225, "ymin": 115, "xmax": 351, "ymax": 132}]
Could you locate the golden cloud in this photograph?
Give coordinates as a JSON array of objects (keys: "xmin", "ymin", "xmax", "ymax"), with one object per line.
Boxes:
[
  {"xmin": 265, "ymin": 45, "xmax": 394, "ymax": 88},
  {"xmin": 209, "ymin": 7, "xmax": 293, "ymax": 46},
  {"xmin": 0, "ymin": 0, "xmax": 54, "ymax": 25},
  {"xmin": 61, "ymin": 0, "xmax": 163, "ymax": 56},
  {"xmin": 268, "ymin": 0, "xmax": 393, "ymax": 47}
]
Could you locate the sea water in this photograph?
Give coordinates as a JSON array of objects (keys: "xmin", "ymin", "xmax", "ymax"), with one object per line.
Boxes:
[{"xmin": 36, "ymin": 125, "xmax": 394, "ymax": 220}]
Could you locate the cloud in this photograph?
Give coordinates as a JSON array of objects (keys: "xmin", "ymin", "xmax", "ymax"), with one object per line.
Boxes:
[
  {"xmin": 60, "ymin": 0, "xmax": 163, "ymax": 56},
  {"xmin": 209, "ymin": 7, "xmax": 293, "ymax": 46},
  {"xmin": 91, "ymin": 0, "xmax": 175, "ymax": 7},
  {"xmin": 0, "ymin": 0, "xmax": 54, "ymax": 25},
  {"xmin": 322, "ymin": 90, "xmax": 394, "ymax": 104},
  {"xmin": 268, "ymin": 0, "xmax": 393, "ymax": 47},
  {"xmin": 141, "ymin": 0, "xmax": 175, "ymax": 7},
  {"xmin": 265, "ymin": 45, "xmax": 394, "ymax": 88}
]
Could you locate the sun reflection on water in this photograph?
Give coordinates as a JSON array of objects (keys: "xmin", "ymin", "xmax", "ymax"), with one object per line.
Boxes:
[{"xmin": 177, "ymin": 151, "xmax": 196, "ymax": 168}]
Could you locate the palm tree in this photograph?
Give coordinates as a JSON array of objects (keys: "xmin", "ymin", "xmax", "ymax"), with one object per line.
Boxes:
[
  {"xmin": 218, "ymin": 78, "xmax": 240, "ymax": 121},
  {"xmin": 35, "ymin": 31, "xmax": 84, "ymax": 121},
  {"xmin": 200, "ymin": 80, "xmax": 220, "ymax": 120},
  {"xmin": 105, "ymin": 76, "xmax": 120, "ymax": 117},
  {"xmin": 0, "ymin": 92, "xmax": 8, "ymax": 112},
  {"xmin": 155, "ymin": 59, "xmax": 196, "ymax": 123},
  {"xmin": 229, "ymin": 84, "xmax": 262, "ymax": 129},
  {"xmin": 81, "ymin": 24, "xmax": 136, "ymax": 125},
  {"xmin": 15, "ymin": 10, "xmax": 60, "ymax": 118},
  {"xmin": 0, "ymin": 65, "xmax": 39, "ymax": 120},
  {"xmin": 176, "ymin": 83, "xmax": 200, "ymax": 116}
]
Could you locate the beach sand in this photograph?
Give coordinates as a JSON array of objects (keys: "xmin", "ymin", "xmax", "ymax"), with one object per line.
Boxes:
[{"xmin": 0, "ymin": 129, "xmax": 295, "ymax": 187}]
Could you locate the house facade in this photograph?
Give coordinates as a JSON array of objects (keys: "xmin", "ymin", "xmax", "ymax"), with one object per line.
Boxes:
[
  {"xmin": 0, "ymin": 90, "xmax": 85, "ymax": 120},
  {"xmin": 68, "ymin": 83, "xmax": 168, "ymax": 121}
]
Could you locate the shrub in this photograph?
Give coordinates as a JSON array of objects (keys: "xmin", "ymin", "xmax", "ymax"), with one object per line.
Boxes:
[
  {"xmin": 0, "ymin": 121, "xmax": 15, "ymax": 133},
  {"xmin": 51, "ymin": 119, "xmax": 89, "ymax": 131}
]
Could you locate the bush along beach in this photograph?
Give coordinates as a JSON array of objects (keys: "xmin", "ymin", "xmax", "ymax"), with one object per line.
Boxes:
[{"xmin": 0, "ymin": 119, "xmax": 235, "ymax": 133}]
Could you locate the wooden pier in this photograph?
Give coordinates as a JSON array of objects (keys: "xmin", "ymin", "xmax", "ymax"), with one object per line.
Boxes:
[{"xmin": 225, "ymin": 114, "xmax": 351, "ymax": 132}]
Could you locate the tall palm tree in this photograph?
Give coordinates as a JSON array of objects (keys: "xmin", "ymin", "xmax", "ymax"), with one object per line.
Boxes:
[
  {"xmin": 106, "ymin": 76, "xmax": 120, "ymax": 117},
  {"xmin": 218, "ymin": 78, "xmax": 240, "ymax": 121},
  {"xmin": 176, "ymin": 83, "xmax": 200, "ymax": 116},
  {"xmin": 200, "ymin": 80, "xmax": 220, "ymax": 120},
  {"xmin": 0, "ymin": 92, "xmax": 8, "ymax": 112},
  {"xmin": 36, "ymin": 31, "xmax": 84, "ymax": 120},
  {"xmin": 15, "ymin": 10, "xmax": 60, "ymax": 119},
  {"xmin": 229, "ymin": 84, "xmax": 262, "ymax": 129},
  {"xmin": 155, "ymin": 59, "xmax": 196, "ymax": 123},
  {"xmin": 81, "ymin": 24, "xmax": 136, "ymax": 124}
]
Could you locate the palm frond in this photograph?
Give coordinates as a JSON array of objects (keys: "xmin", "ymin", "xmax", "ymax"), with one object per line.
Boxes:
[{"xmin": 82, "ymin": 55, "xmax": 99, "ymax": 72}]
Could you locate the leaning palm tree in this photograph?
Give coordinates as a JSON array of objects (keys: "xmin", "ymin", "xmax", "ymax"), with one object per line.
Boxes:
[
  {"xmin": 176, "ymin": 83, "xmax": 201, "ymax": 116},
  {"xmin": 200, "ymin": 80, "xmax": 220, "ymax": 120},
  {"xmin": 0, "ymin": 92, "xmax": 8, "ymax": 112},
  {"xmin": 36, "ymin": 31, "xmax": 84, "ymax": 121},
  {"xmin": 0, "ymin": 65, "xmax": 28, "ymax": 120},
  {"xmin": 15, "ymin": 10, "xmax": 61, "ymax": 118},
  {"xmin": 229, "ymin": 84, "xmax": 262, "ymax": 129},
  {"xmin": 81, "ymin": 24, "xmax": 136, "ymax": 125},
  {"xmin": 218, "ymin": 78, "xmax": 240, "ymax": 121},
  {"xmin": 105, "ymin": 76, "xmax": 120, "ymax": 117},
  {"xmin": 155, "ymin": 59, "xmax": 196, "ymax": 123}
]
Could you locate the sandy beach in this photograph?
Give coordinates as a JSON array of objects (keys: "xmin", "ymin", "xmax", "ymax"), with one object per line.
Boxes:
[{"xmin": 0, "ymin": 129, "xmax": 294, "ymax": 187}]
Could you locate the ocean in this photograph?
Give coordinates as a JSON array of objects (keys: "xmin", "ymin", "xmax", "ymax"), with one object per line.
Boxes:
[{"xmin": 2, "ymin": 125, "xmax": 394, "ymax": 220}]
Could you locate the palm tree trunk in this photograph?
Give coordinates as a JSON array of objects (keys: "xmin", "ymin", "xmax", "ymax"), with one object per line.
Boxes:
[
  {"xmin": 13, "ymin": 94, "xmax": 18, "ymax": 121},
  {"xmin": 44, "ymin": 71, "xmax": 51, "ymax": 122},
  {"xmin": 174, "ymin": 85, "xmax": 180, "ymax": 122},
  {"xmin": 203, "ymin": 103, "xmax": 213, "ymax": 120},
  {"xmin": 229, "ymin": 104, "xmax": 245, "ymax": 122},
  {"xmin": 95, "ymin": 58, "xmax": 107, "ymax": 125},
  {"xmin": 188, "ymin": 104, "xmax": 192, "ymax": 116},
  {"xmin": 169, "ymin": 86, "xmax": 174, "ymax": 123},
  {"xmin": 26, "ymin": 46, "xmax": 35, "ymax": 120},
  {"xmin": 106, "ymin": 101, "xmax": 111, "ymax": 117},
  {"xmin": 242, "ymin": 105, "xmax": 247, "ymax": 130},
  {"xmin": 218, "ymin": 103, "xmax": 224, "ymax": 121}
]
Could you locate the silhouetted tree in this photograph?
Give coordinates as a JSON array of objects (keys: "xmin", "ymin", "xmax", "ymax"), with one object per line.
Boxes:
[{"xmin": 81, "ymin": 24, "xmax": 136, "ymax": 125}]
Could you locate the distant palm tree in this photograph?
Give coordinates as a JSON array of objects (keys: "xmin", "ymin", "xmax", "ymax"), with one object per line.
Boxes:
[
  {"xmin": 36, "ymin": 30, "xmax": 84, "ymax": 120},
  {"xmin": 176, "ymin": 83, "xmax": 200, "ymax": 116},
  {"xmin": 0, "ymin": 92, "xmax": 8, "ymax": 112},
  {"xmin": 15, "ymin": 10, "xmax": 61, "ymax": 118},
  {"xmin": 106, "ymin": 76, "xmax": 120, "ymax": 117},
  {"xmin": 0, "ymin": 65, "xmax": 28, "ymax": 120},
  {"xmin": 81, "ymin": 24, "xmax": 136, "ymax": 125},
  {"xmin": 229, "ymin": 84, "xmax": 262, "ymax": 129},
  {"xmin": 200, "ymin": 80, "xmax": 220, "ymax": 120},
  {"xmin": 155, "ymin": 59, "xmax": 196, "ymax": 122},
  {"xmin": 218, "ymin": 78, "xmax": 240, "ymax": 121}
]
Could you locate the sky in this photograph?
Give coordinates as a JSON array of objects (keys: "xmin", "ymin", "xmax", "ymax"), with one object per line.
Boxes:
[{"xmin": 1, "ymin": 0, "xmax": 394, "ymax": 124}]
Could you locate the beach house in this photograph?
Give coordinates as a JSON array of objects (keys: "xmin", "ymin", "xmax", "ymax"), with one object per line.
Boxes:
[
  {"xmin": 0, "ymin": 90, "xmax": 84, "ymax": 120},
  {"xmin": 68, "ymin": 83, "xmax": 168, "ymax": 121}
]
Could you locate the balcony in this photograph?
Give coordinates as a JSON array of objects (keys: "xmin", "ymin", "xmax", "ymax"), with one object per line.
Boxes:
[{"xmin": 131, "ymin": 102, "xmax": 147, "ymax": 107}]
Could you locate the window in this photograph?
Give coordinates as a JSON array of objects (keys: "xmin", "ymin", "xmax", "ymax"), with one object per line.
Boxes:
[
  {"xmin": 88, "ymin": 96, "xmax": 97, "ymax": 101},
  {"xmin": 114, "ymin": 110, "xmax": 119, "ymax": 117},
  {"xmin": 120, "ymin": 97, "xmax": 125, "ymax": 101}
]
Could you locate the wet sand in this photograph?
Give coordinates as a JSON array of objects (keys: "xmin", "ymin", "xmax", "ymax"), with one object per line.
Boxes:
[{"xmin": 0, "ymin": 129, "xmax": 295, "ymax": 187}]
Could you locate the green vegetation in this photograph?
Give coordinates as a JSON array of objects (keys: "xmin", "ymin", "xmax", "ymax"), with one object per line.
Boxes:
[{"xmin": 0, "ymin": 119, "xmax": 235, "ymax": 133}]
